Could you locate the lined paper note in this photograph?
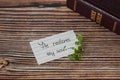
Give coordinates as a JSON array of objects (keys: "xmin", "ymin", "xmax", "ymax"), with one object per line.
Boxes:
[{"xmin": 30, "ymin": 30, "xmax": 77, "ymax": 64}]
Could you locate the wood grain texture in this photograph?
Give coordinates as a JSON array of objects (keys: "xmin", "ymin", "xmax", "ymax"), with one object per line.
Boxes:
[
  {"xmin": 0, "ymin": 0, "xmax": 66, "ymax": 7},
  {"xmin": 0, "ymin": 0, "xmax": 120, "ymax": 79}
]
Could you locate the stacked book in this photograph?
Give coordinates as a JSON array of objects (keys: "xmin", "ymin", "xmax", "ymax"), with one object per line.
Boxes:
[{"xmin": 67, "ymin": 0, "xmax": 120, "ymax": 35}]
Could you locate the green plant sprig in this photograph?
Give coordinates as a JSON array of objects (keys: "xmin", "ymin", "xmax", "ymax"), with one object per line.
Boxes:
[{"xmin": 68, "ymin": 34, "xmax": 84, "ymax": 60}]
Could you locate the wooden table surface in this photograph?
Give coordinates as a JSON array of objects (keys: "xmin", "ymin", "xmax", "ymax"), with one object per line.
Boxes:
[{"xmin": 0, "ymin": 0, "xmax": 120, "ymax": 79}]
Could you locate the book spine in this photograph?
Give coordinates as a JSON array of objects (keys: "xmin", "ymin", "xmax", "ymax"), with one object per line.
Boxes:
[{"xmin": 67, "ymin": 0, "xmax": 120, "ymax": 35}]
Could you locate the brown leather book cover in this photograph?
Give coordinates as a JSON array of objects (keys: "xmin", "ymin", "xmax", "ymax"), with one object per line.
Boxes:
[
  {"xmin": 84, "ymin": 0, "xmax": 120, "ymax": 19},
  {"xmin": 67, "ymin": 0, "xmax": 120, "ymax": 35}
]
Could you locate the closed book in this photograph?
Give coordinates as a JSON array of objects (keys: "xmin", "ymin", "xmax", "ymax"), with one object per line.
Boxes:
[
  {"xmin": 67, "ymin": 0, "xmax": 120, "ymax": 35},
  {"xmin": 84, "ymin": 0, "xmax": 120, "ymax": 19}
]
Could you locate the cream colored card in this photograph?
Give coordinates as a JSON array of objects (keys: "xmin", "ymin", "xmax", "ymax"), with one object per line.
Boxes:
[{"xmin": 30, "ymin": 30, "xmax": 77, "ymax": 64}]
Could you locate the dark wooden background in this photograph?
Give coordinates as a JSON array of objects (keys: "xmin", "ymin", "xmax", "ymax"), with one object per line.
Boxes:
[{"xmin": 0, "ymin": 0, "xmax": 120, "ymax": 79}]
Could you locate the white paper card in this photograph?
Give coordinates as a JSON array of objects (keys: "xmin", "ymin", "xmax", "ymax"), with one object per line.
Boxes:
[{"xmin": 30, "ymin": 30, "xmax": 77, "ymax": 64}]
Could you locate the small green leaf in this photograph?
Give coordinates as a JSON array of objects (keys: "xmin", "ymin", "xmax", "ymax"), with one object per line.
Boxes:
[
  {"xmin": 74, "ymin": 48, "xmax": 79, "ymax": 54},
  {"xmin": 74, "ymin": 55, "xmax": 80, "ymax": 61},
  {"xmin": 77, "ymin": 34, "xmax": 84, "ymax": 42},
  {"xmin": 78, "ymin": 45, "xmax": 83, "ymax": 52},
  {"xmin": 68, "ymin": 54, "xmax": 75, "ymax": 60},
  {"xmin": 75, "ymin": 41, "xmax": 80, "ymax": 45},
  {"xmin": 71, "ymin": 47, "xmax": 79, "ymax": 54}
]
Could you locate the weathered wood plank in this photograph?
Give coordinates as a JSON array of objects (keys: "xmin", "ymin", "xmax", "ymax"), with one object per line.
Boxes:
[{"xmin": 0, "ymin": 0, "xmax": 66, "ymax": 7}]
